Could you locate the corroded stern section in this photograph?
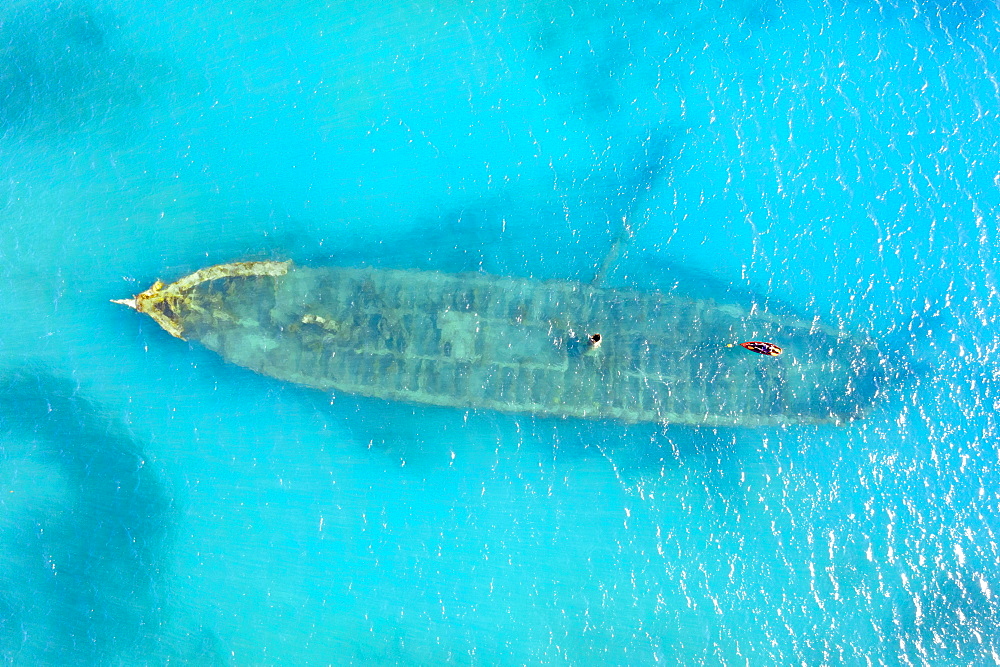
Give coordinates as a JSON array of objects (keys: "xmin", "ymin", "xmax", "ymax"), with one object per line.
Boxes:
[{"xmin": 114, "ymin": 261, "xmax": 887, "ymax": 426}]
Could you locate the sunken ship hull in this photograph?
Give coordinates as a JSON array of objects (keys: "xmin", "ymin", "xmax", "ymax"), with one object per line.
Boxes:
[{"xmin": 115, "ymin": 261, "xmax": 885, "ymax": 426}]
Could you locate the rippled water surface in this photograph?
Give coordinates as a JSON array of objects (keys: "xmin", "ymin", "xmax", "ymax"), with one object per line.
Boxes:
[{"xmin": 1, "ymin": 0, "xmax": 999, "ymax": 664}]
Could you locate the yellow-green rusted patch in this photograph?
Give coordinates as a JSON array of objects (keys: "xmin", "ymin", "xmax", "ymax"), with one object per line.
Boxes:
[{"xmin": 112, "ymin": 260, "xmax": 291, "ymax": 339}]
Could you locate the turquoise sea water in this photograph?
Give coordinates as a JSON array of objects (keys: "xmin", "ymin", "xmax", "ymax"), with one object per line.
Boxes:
[{"xmin": 1, "ymin": 0, "xmax": 999, "ymax": 664}]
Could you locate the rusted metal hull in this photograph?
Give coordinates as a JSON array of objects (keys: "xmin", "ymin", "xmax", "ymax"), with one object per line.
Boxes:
[{"xmin": 115, "ymin": 261, "xmax": 886, "ymax": 426}]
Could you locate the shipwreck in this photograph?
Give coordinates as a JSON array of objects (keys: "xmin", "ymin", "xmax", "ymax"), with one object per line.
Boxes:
[{"xmin": 113, "ymin": 260, "xmax": 886, "ymax": 426}]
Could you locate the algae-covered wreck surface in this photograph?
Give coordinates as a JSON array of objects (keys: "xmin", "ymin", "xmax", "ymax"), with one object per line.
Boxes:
[{"xmin": 114, "ymin": 261, "xmax": 886, "ymax": 426}]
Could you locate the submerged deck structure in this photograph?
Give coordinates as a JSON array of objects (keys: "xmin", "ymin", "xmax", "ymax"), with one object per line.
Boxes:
[{"xmin": 114, "ymin": 260, "xmax": 886, "ymax": 426}]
